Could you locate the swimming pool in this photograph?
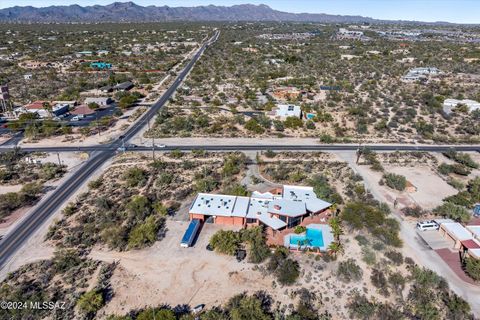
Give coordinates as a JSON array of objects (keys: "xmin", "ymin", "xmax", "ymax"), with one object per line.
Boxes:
[{"xmin": 289, "ymin": 227, "xmax": 324, "ymax": 248}]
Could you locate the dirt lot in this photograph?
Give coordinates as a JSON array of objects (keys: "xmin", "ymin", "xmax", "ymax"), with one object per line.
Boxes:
[{"xmin": 91, "ymin": 222, "xmax": 278, "ymax": 317}]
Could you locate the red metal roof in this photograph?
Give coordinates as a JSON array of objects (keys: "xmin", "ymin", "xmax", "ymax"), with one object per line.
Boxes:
[{"xmin": 461, "ymin": 239, "xmax": 480, "ymax": 249}]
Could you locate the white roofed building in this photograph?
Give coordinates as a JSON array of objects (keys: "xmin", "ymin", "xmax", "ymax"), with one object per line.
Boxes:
[
  {"xmin": 189, "ymin": 185, "xmax": 332, "ymax": 231},
  {"xmin": 269, "ymin": 104, "xmax": 302, "ymax": 120}
]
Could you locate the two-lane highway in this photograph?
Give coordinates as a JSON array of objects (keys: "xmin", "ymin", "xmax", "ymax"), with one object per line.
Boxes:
[{"xmin": 0, "ymin": 30, "xmax": 220, "ymax": 270}]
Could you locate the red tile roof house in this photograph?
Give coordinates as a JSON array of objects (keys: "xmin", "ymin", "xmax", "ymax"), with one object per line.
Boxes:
[
  {"xmin": 188, "ymin": 185, "xmax": 333, "ymax": 245},
  {"xmin": 71, "ymin": 104, "xmax": 95, "ymax": 116}
]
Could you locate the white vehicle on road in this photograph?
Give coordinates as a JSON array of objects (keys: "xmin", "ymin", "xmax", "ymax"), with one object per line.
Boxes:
[{"xmin": 416, "ymin": 220, "xmax": 440, "ymax": 231}]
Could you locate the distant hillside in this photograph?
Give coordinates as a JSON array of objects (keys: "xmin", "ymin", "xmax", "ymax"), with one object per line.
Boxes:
[{"xmin": 0, "ymin": 2, "xmax": 381, "ymax": 23}]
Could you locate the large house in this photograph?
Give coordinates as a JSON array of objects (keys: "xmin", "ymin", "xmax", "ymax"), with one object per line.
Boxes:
[
  {"xmin": 189, "ymin": 185, "xmax": 332, "ymax": 231},
  {"xmin": 268, "ymin": 104, "xmax": 302, "ymax": 120},
  {"xmin": 402, "ymin": 67, "xmax": 441, "ymax": 82},
  {"xmin": 443, "ymin": 99, "xmax": 480, "ymax": 115}
]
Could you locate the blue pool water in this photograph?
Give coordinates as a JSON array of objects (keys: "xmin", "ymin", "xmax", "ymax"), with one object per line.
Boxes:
[{"xmin": 289, "ymin": 228, "xmax": 324, "ymax": 248}]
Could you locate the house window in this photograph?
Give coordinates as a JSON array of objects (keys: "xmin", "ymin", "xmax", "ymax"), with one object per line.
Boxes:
[
  {"xmin": 279, "ymin": 215, "xmax": 287, "ymax": 223},
  {"xmin": 246, "ymin": 218, "xmax": 257, "ymax": 224},
  {"xmin": 288, "ymin": 216, "xmax": 302, "ymax": 228},
  {"xmin": 288, "ymin": 105, "xmax": 294, "ymax": 111}
]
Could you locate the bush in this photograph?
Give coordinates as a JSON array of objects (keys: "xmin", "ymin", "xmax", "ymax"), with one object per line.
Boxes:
[
  {"xmin": 123, "ymin": 167, "xmax": 147, "ymax": 187},
  {"xmin": 210, "ymin": 230, "xmax": 241, "ymax": 255},
  {"xmin": 433, "ymin": 202, "xmax": 471, "ymax": 223},
  {"xmin": 77, "ymin": 290, "xmax": 104, "ymax": 314},
  {"xmin": 267, "ymin": 248, "xmax": 300, "ymax": 285},
  {"xmin": 240, "ymin": 227, "xmax": 270, "ymax": 263},
  {"xmin": 294, "ymin": 226, "xmax": 306, "ymax": 234},
  {"xmin": 136, "ymin": 308, "xmax": 176, "ymax": 320},
  {"xmin": 384, "ymin": 251, "xmax": 403, "ymax": 266},
  {"xmin": 347, "ymin": 294, "xmax": 376, "ymax": 319},
  {"xmin": 465, "ymin": 257, "xmax": 480, "ymax": 281},
  {"xmin": 127, "ymin": 216, "xmax": 165, "ymax": 249},
  {"xmin": 402, "ymin": 206, "xmax": 426, "ymax": 218},
  {"xmin": 337, "ymin": 258, "xmax": 363, "ymax": 282},
  {"xmin": 284, "ymin": 116, "xmax": 303, "ymax": 129},
  {"xmin": 309, "ymin": 174, "xmax": 343, "ymax": 204},
  {"xmin": 382, "ymin": 173, "xmax": 407, "ymax": 191},
  {"xmin": 245, "ymin": 119, "xmax": 265, "ymax": 134}
]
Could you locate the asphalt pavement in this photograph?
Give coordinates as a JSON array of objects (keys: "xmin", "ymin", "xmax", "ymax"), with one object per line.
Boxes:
[{"xmin": 0, "ymin": 30, "xmax": 220, "ymax": 270}]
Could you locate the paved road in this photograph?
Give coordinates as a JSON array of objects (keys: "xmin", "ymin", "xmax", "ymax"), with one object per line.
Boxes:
[
  {"xmin": 1, "ymin": 144, "xmax": 479, "ymax": 153},
  {"xmin": 0, "ymin": 30, "xmax": 220, "ymax": 270}
]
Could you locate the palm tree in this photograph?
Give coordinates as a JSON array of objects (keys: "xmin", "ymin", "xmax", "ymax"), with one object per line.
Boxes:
[
  {"xmin": 329, "ymin": 217, "xmax": 343, "ymax": 242},
  {"xmin": 328, "ymin": 241, "xmax": 344, "ymax": 259}
]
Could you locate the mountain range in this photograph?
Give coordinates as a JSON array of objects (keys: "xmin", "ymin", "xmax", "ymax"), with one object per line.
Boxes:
[{"xmin": 0, "ymin": 2, "xmax": 389, "ymax": 23}]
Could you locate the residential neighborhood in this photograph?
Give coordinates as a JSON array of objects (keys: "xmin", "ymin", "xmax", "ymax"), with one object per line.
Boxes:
[{"xmin": 0, "ymin": 1, "xmax": 479, "ymax": 320}]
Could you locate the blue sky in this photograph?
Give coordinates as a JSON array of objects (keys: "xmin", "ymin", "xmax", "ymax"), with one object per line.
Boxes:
[{"xmin": 1, "ymin": 0, "xmax": 479, "ymax": 24}]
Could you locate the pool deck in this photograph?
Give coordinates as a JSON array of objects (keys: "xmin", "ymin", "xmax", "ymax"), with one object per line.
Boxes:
[
  {"xmin": 284, "ymin": 224, "xmax": 334, "ymax": 252},
  {"xmin": 266, "ymin": 212, "xmax": 331, "ymax": 246}
]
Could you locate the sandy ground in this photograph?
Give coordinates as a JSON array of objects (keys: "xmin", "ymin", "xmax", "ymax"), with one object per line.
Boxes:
[
  {"xmin": 387, "ymin": 165, "xmax": 458, "ymax": 210},
  {"xmin": 92, "ymin": 222, "xmax": 277, "ymax": 317},
  {"xmin": 0, "ymin": 157, "xmax": 113, "ymax": 280}
]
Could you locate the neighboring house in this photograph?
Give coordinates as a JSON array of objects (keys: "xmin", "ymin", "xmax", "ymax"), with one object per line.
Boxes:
[
  {"xmin": 23, "ymin": 101, "xmax": 69, "ymax": 118},
  {"xmin": 402, "ymin": 67, "xmax": 441, "ymax": 82},
  {"xmin": 99, "ymin": 85, "xmax": 113, "ymax": 93},
  {"xmin": 24, "ymin": 74, "xmax": 33, "ymax": 80},
  {"xmin": 84, "ymin": 97, "xmax": 112, "ymax": 106},
  {"xmin": 75, "ymin": 51, "xmax": 93, "ymax": 58},
  {"xmin": 90, "ymin": 62, "xmax": 112, "ymax": 70},
  {"xmin": 71, "ymin": 104, "xmax": 95, "ymax": 116},
  {"xmin": 272, "ymin": 87, "xmax": 301, "ymax": 101},
  {"xmin": 188, "ymin": 185, "xmax": 332, "ymax": 231},
  {"xmin": 97, "ymin": 50, "xmax": 110, "ymax": 56},
  {"xmin": 439, "ymin": 221, "xmax": 475, "ymax": 249},
  {"xmin": 113, "ymin": 81, "xmax": 134, "ymax": 92},
  {"xmin": 443, "ymin": 99, "xmax": 480, "ymax": 115},
  {"xmin": 268, "ymin": 104, "xmax": 302, "ymax": 120}
]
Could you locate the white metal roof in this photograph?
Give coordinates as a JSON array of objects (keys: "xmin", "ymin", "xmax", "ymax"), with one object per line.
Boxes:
[
  {"xmin": 442, "ymin": 222, "xmax": 474, "ymax": 241},
  {"xmin": 247, "ymin": 198, "xmax": 287, "ymax": 230},
  {"xmin": 267, "ymin": 198, "xmax": 306, "ymax": 217},
  {"xmin": 275, "ymin": 104, "xmax": 301, "ymax": 119},
  {"xmin": 469, "ymin": 248, "xmax": 480, "ymax": 259},
  {"xmin": 190, "ymin": 193, "xmax": 238, "ymax": 217},
  {"xmin": 189, "ymin": 185, "xmax": 332, "ymax": 230},
  {"xmin": 467, "ymin": 226, "xmax": 480, "ymax": 240}
]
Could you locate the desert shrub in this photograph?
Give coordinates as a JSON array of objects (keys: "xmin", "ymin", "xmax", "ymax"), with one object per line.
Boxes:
[
  {"xmin": 309, "ymin": 174, "xmax": 343, "ymax": 204},
  {"xmin": 337, "ymin": 258, "xmax": 363, "ymax": 282},
  {"xmin": 465, "ymin": 257, "xmax": 480, "ymax": 281},
  {"xmin": 401, "ymin": 206, "xmax": 426, "ymax": 218},
  {"xmin": 267, "ymin": 248, "xmax": 300, "ymax": 285},
  {"xmin": 88, "ymin": 178, "xmax": 103, "ymax": 189},
  {"xmin": 210, "ymin": 230, "xmax": 241, "ymax": 255},
  {"xmin": 361, "ymin": 247, "xmax": 376, "ymax": 265},
  {"xmin": 347, "ymin": 293, "xmax": 376, "ymax": 319},
  {"xmin": 123, "ymin": 167, "xmax": 147, "ymax": 187},
  {"xmin": 240, "ymin": 227, "xmax": 270, "ymax": 263},
  {"xmin": 127, "ymin": 216, "xmax": 165, "ymax": 249},
  {"xmin": 433, "ymin": 202, "xmax": 470, "ymax": 223},
  {"xmin": 443, "ymin": 150, "xmax": 479, "ymax": 169},
  {"xmin": 342, "ymin": 202, "xmax": 401, "ymax": 247},
  {"xmin": 382, "ymin": 173, "xmax": 407, "ymax": 191},
  {"xmin": 284, "ymin": 116, "xmax": 303, "ymax": 129},
  {"xmin": 245, "ymin": 119, "xmax": 265, "ymax": 134},
  {"xmin": 136, "ymin": 308, "xmax": 176, "ymax": 320},
  {"xmin": 384, "ymin": 251, "xmax": 403, "ymax": 266},
  {"xmin": 371, "ymin": 269, "xmax": 389, "ymax": 296},
  {"xmin": 77, "ymin": 290, "xmax": 104, "ymax": 315}
]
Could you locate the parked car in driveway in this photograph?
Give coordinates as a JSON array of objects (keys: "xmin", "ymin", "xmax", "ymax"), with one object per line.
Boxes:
[{"xmin": 416, "ymin": 220, "xmax": 440, "ymax": 231}]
